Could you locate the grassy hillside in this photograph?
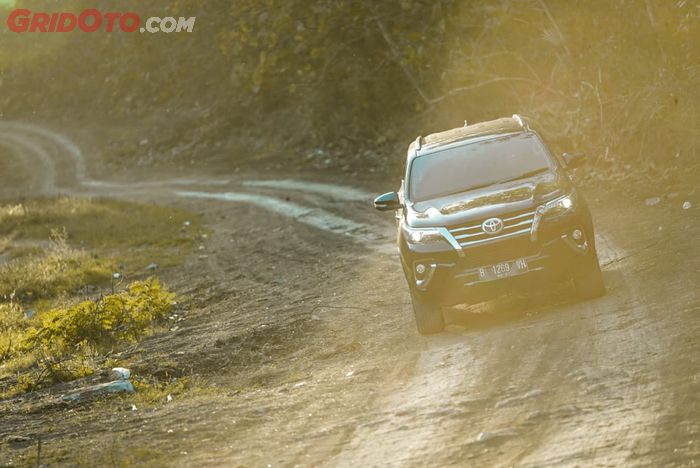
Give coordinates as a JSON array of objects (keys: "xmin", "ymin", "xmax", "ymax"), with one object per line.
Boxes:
[{"xmin": 1, "ymin": 0, "xmax": 697, "ymax": 180}]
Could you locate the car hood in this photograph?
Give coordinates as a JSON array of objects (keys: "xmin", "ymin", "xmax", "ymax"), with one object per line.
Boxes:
[{"xmin": 407, "ymin": 170, "xmax": 570, "ymax": 228}]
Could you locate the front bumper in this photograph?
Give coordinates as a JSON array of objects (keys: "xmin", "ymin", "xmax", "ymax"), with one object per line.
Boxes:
[{"xmin": 401, "ymin": 221, "xmax": 592, "ymax": 305}]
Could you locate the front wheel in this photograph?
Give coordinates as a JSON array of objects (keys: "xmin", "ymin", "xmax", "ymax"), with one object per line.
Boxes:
[
  {"xmin": 410, "ymin": 292, "xmax": 445, "ymax": 335},
  {"xmin": 573, "ymin": 249, "xmax": 606, "ymax": 299}
]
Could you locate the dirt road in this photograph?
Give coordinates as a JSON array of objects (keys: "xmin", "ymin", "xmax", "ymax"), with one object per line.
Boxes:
[{"xmin": 0, "ymin": 122, "xmax": 698, "ymax": 466}]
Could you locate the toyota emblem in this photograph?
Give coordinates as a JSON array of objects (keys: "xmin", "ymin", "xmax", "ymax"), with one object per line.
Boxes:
[{"xmin": 482, "ymin": 217, "xmax": 504, "ymax": 234}]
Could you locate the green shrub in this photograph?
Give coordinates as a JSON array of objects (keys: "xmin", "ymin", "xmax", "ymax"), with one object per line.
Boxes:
[{"xmin": 22, "ymin": 278, "xmax": 175, "ymax": 353}]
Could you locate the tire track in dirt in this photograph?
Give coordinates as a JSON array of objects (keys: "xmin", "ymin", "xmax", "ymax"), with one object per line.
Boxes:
[
  {"xmin": 0, "ymin": 131, "xmax": 56, "ymax": 194},
  {"xmin": 0, "ymin": 122, "xmax": 88, "ymax": 183},
  {"xmin": 0, "ymin": 122, "xmax": 232, "ymax": 193},
  {"xmin": 82, "ymin": 179, "xmax": 232, "ymax": 189},
  {"xmin": 0, "ymin": 121, "xmax": 379, "ymax": 243},
  {"xmin": 242, "ymin": 179, "xmax": 373, "ymax": 202},
  {"xmin": 516, "ymin": 250, "xmax": 665, "ymax": 466},
  {"xmin": 330, "ymin": 334, "xmax": 486, "ymax": 467},
  {"xmin": 175, "ymin": 190, "xmax": 383, "ymax": 242},
  {"xmin": 331, "ymin": 233, "xmax": 669, "ymax": 467}
]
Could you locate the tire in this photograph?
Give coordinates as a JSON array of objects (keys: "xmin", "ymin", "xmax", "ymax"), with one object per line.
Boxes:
[
  {"xmin": 573, "ymin": 248, "xmax": 606, "ymax": 299},
  {"xmin": 410, "ymin": 292, "xmax": 445, "ymax": 335}
]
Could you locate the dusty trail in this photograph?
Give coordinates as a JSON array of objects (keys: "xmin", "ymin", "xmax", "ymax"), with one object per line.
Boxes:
[
  {"xmin": 0, "ymin": 121, "xmax": 381, "ymax": 242},
  {"xmin": 328, "ymin": 233, "xmax": 665, "ymax": 467},
  {"xmin": 0, "ymin": 131, "xmax": 56, "ymax": 195},
  {"xmin": 0, "ymin": 121, "xmax": 697, "ymax": 466}
]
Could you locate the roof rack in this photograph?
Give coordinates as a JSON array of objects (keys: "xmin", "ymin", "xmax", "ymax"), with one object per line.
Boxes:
[
  {"xmin": 414, "ymin": 135, "xmax": 423, "ymax": 155},
  {"xmin": 512, "ymin": 114, "xmax": 529, "ymax": 132}
]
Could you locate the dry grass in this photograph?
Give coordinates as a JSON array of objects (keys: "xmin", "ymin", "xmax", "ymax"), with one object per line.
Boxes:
[
  {"xmin": 0, "ymin": 197, "xmax": 203, "ymax": 270},
  {"xmin": 0, "ymin": 228, "xmax": 113, "ymax": 301}
]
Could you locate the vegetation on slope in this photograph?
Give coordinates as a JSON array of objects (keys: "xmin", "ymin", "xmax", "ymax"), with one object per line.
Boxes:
[
  {"xmin": 0, "ymin": 198, "xmax": 202, "ymax": 397},
  {"xmin": 1, "ymin": 1, "xmax": 697, "ymax": 179}
]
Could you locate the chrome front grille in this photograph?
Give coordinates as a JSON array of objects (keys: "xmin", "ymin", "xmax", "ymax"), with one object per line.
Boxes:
[{"xmin": 448, "ymin": 209, "xmax": 536, "ymax": 248}]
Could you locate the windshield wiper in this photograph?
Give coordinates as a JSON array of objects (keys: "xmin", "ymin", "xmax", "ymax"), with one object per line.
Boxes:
[
  {"xmin": 493, "ymin": 167, "xmax": 549, "ymax": 186},
  {"xmin": 443, "ymin": 167, "xmax": 549, "ymax": 195}
]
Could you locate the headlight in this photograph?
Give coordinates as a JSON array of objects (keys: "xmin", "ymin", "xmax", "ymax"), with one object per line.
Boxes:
[
  {"xmin": 402, "ymin": 225, "xmax": 444, "ymax": 245},
  {"xmin": 542, "ymin": 193, "xmax": 575, "ymax": 219}
]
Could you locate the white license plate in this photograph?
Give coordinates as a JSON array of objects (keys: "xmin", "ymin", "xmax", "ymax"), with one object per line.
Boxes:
[{"xmin": 478, "ymin": 258, "xmax": 528, "ymax": 281}]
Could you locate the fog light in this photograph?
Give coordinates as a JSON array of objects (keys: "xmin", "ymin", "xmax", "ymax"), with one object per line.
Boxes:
[
  {"xmin": 572, "ymin": 229, "xmax": 583, "ymax": 240},
  {"xmin": 414, "ymin": 263, "xmax": 437, "ymax": 291}
]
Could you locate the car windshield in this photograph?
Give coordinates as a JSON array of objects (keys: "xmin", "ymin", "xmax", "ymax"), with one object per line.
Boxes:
[{"xmin": 408, "ymin": 133, "xmax": 553, "ymax": 202}]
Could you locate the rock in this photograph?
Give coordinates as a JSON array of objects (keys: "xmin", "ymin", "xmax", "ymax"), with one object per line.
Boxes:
[
  {"xmin": 139, "ymin": 138, "xmax": 149, "ymax": 146},
  {"xmin": 682, "ymin": 201, "xmax": 692, "ymax": 210},
  {"xmin": 495, "ymin": 389, "xmax": 545, "ymax": 408},
  {"xmin": 644, "ymin": 197, "xmax": 661, "ymax": 206},
  {"xmin": 476, "ymin": 428, "xmax": 518, "ymax": 443},
  {"xmin": 109, "ymin": 368, "xmax": 131, "ymax": 380},
  {"xmin": 6, "ymin": 435, "xmax": 31, "ymax": 444},
  {"xmin": 61, "ymin": 379, "xmax": 135, "ymax": 402},
  {"xmin": 145, "ymin": 263, "xmax": 159, "ymax": 271},
  {"xmin": 523, "ymin": 389, "xmax": 545, "ymax": 399},
  {"xmin": 526, "ymin": 410, "xmax": 546, "ymax": 421},
  {"xmin": 555, "ymin": 404, "xmax": 580, "ymax": 417}
]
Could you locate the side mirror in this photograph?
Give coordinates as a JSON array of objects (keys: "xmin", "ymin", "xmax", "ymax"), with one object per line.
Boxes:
[
  {"xmin": 374, "ymin": 192, "xmax": 402, "ymax": 211},
  {"xmin": 562, "ymin": 151, "xmax": 586, "ymax": 168}
]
